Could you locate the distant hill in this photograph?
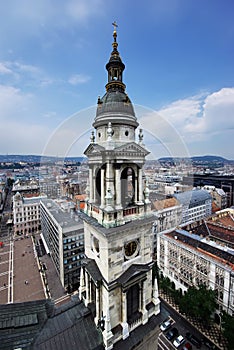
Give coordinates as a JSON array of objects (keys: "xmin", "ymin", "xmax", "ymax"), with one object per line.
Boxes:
[
  {"xmin": 0, "ymin": 154, "xmax": 86, "ymax": 164},
  {"xmin": 0, "ymin": 154, "xmax": 233, "ymax": 168},
  {"xmin": 158, "ymin": 155, "xmax": 233, "ymax": 167}
]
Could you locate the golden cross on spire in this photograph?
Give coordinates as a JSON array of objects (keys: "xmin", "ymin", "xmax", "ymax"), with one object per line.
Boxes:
[{"xmin": 112, "ymin": 21, "xmax": 118, "ymax": 32}]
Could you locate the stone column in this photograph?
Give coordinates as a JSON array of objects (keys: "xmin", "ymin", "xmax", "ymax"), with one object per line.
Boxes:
[
  {"xmin": 102, "ymin": 296, "xmax": 114, "ymax": 350},
  {"xmin": 89, "ymin": 168, "xmax": 93, "ymax": 203},
  {"xmin": 85, "ymin": 273, "xmax": 91, "ymax": 306},
  {"xmin": 122, "ymin": 291, "xmax": 129, "ymax": 339},
  {"xmin": 115, "ymin": 168, "xmax": 122, "ymax": 209},
  {"xmin": 141, "ymin": 281, "xmax": 148, "ymax": 324},
  {"xmin": 138, "ymin": 168, "xmax": 143, "ymax": 203},
  {"xmin": 153, "ymin": 277, "xmax": 160, "ymax": 315},
  {"xmin": 78, "ymin": 267, "xmax": 85, "ymax": 300},
  {"xmin": 134, "ymin": 175, "xmax": 138, "ymax": 203},
  {"xmin": 106, "ymin": 162, "xmax": 114, "ymax": 203},
  {"xmin": 100, "ymin": 168, "xmax": 105, "ymax": 208},
  {"xmin": 95, "ymin": 285, "xmax": 100, "ymax": 324}
]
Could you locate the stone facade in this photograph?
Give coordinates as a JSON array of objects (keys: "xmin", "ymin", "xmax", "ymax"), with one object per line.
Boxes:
[
  {"xmin": 12, "ymin": 192, "xmax": 46, "ymax": 236},
  {"xmin": 40, "ymin": 198, "xmax": 84, "ymax": 290},
  {"xmin": 157, "ymin": 227, "xmax": 234, "ymax": 316}
]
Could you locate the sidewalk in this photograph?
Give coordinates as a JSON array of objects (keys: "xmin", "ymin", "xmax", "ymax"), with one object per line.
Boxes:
[{"xmin": 159, "ymin": 290, "xmax": 228, "ymax": 350}]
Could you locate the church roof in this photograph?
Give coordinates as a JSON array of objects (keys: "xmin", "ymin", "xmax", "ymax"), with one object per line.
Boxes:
[
  {"xmin": 33, "ymin": 296, "xmax": 103, "ymax": 350},
  {"xmin": 0, "ymin": 296, "xmax": 104, "ymax": 350},
  {"xmin": 0, "ymin": 299, "xmax": 53, "ymax": 349}
]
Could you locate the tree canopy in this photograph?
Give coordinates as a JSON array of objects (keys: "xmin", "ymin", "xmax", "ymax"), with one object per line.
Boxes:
[
  {"xmin": 179, "ymin": 284, "xmax": 217, "ymax": 325},
  {"xmin": 221, "ymin": 311, "xmax": 234, "ymax": 350}
]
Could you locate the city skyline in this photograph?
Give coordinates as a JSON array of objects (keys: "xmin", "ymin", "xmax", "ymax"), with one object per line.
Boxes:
[{"xmin": 0, "ymin": 0, "xmax": 233, "ymax": 159}]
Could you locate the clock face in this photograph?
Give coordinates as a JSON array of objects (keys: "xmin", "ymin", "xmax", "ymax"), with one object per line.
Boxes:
[{"xmin": 124, "ymin": 240, "xmax": 139, "ymax": 258}]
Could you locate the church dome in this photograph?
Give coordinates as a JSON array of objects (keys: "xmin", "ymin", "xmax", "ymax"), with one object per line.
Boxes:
[
  {"xmin": 94, "ymin": 90, "xmax": 138, "ymax": 128},
  {"xmin": 93, "ymin": 23, "xmax": 138, "ymax": 130}
]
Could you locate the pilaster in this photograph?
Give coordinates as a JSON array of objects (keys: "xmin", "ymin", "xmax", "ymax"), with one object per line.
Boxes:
[
  {"xmin": 141, "ymin": 281, "xmax": 148, "ymax": 325},
  {"xmin": 121, "ymin": 291, "xmax": 129, "ymax": 339}
]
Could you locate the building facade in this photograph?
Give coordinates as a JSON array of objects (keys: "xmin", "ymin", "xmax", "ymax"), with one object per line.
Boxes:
[
  {"xmin": 157, "ymin": 224, "xmax": 234, "ymax": 316},
  {"xmin": 79, "ymin": 26, "xmax": 160, "ymax": 349},
  {"xmin": 40, "ymin": 198, "xmax": 85, "ymax": 291},
  {"xmin": 203, "ymin": 185, "xmax": 227, "ymax": 210},
  {"xmin": 152, "ymin": 197, "xmax": 182, "ymax": 254},
  {"xmin": 184, "ymin": 174, "xmax": 234, "ymax": 207},
  {"xmin": 12, "ymin": 192, "xmax": 46, "ymax": 235},
  {"xmin": 173, "ymin": 189, "xmax": 212, "ymax": 224}
]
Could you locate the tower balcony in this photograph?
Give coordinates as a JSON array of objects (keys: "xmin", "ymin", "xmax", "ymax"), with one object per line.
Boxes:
[{"xmin": 85, "ymin": 202, "xmax": 150, "ymax": 228}]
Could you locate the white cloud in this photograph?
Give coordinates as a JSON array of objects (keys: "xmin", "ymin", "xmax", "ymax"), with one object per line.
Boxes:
[
  {"xmin": 158, "ymin": 95, "xmax": 203, "ymax": 130},
  {"xmin": 0, "ymin": 61, "xmax": 54, "ymax": 89},
  {"xmin": 143, "ymin": 87, "xmax": 234, "ymax": 158},
  {"xmin": 0, "ymin": 62, "xmax": 12, "ymax": 75},
  {"xmin": 156, "ymin": 88, "xmax": 234, "ymax": 141},
  {"xmin": 14, "ymin": 62, "xmax": 42, "ymax": 75},
  {"xmin": 202, "ymin": 88, "xmax": 234, "ymax": 133},
  {"xmin": 0, "ymin": 84, "xmax": 33, "ymax": 118},
  {"xmin": 68, "ymin": 74, "xmax": 91, "ymax": 85}
]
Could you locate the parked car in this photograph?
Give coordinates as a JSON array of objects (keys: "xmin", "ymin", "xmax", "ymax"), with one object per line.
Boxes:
[
  {"xmin": 183, "ymin": 342, "xmax": 193, "ymax": 350},
  {"xmin": 166, "ymin": 327, "xmax": 179, "ymax": 341},
  {"xmin": 186, "ymin": 332, "xmax": 202, "ymax": 349},
  {"xmin": 173, "ymin": 335, "xmax": 185, "ymax": 348},
  {"xmin": 160, "ymin": 318, "xmax": 172, "ymax": 332}
]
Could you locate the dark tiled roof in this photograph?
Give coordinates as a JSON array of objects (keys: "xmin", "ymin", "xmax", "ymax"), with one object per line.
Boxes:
[
  {"xmin": 189, "ymin": 222, "xmax": 209, "ymax": 237},
  {"xmin": 33, "ymin": 295, "xmax": 104, "ymax": 350},
  {"xmin": 0, "ymin": 297, "xmax": 104, "ymax": 350},
  {"xmin": 207, "ymin": 223, "xmax": 234, "ymax": 245},
  {"xmin": 82, "ymin": 259, "xmax": 103, "ymax": 283},
  {"xmin": 0, "ymin": 299, "xmax": 53, "ymax": 350}
]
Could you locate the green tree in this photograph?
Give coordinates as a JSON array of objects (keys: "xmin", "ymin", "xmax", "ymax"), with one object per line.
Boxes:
[
  {"xmin": 159, "ymin": 275, "xmax": 172, "ymax": 293},
  {"xmin": 179, "ymin": 285, "xmax": 217, "ymax": 326},
  {"xmin": 221, "ymin": 311, "xmax": 234, "ymax": 350}
]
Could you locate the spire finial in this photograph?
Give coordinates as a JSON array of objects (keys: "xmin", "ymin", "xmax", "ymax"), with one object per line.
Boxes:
[
  {"xmin": 112, "ymin": 21, "xmax": 118, "ymax": 32},
  {"xmin": 112, "ymin": 21, "xmax": 118, "ymax": 44}
]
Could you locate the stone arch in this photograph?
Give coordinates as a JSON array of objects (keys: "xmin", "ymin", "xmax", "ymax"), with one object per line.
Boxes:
[
  {"xmin": 95, "ymin": 164, "xmax": 106, "ymax": 205},
  {"xmin": 120, "ymin": 166, "xmax": 136, "ymax": 208}
]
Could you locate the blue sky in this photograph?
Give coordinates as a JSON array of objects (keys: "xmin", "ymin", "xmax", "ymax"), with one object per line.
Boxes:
[{"xmin": 0, "ymin": 0, "xmax": 234, "ymax": 160}]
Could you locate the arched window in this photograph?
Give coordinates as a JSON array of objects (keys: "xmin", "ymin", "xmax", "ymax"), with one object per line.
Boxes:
[
  {"xmin": 121, "ymin": 167, "xmax": 135, "ymax": 208},
  {"xmin": 95, "ymin": 167, "xmax": 102, "ymax": 204}
]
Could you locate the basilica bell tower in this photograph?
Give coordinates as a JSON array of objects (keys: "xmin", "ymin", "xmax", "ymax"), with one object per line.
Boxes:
[{"xmin": 79, "ymin": 23, "xmax": 160, "ymax": 349}]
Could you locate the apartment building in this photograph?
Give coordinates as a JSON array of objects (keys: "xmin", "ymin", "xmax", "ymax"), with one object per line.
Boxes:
[
  {"xmin": 152, "ymin": 197, "xmax": 182, "ymax": 254},
  {"xmin": 203, "ymin": 185, "xmax": 227, "ymax": 210},
  {"xmin": 157, "ymin": 209, "xmax": 234, "ymax": 316},
  {"xmin": 173, "ymin": 189, "xmax": 212, "ymax": 224},
  {"xmin": 12, "ymin": 192, "xmax": 46, "ymax": 235},
  {"xmin": 40, "ymin": 198, "xmax": 84, "ymax": 291}
]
